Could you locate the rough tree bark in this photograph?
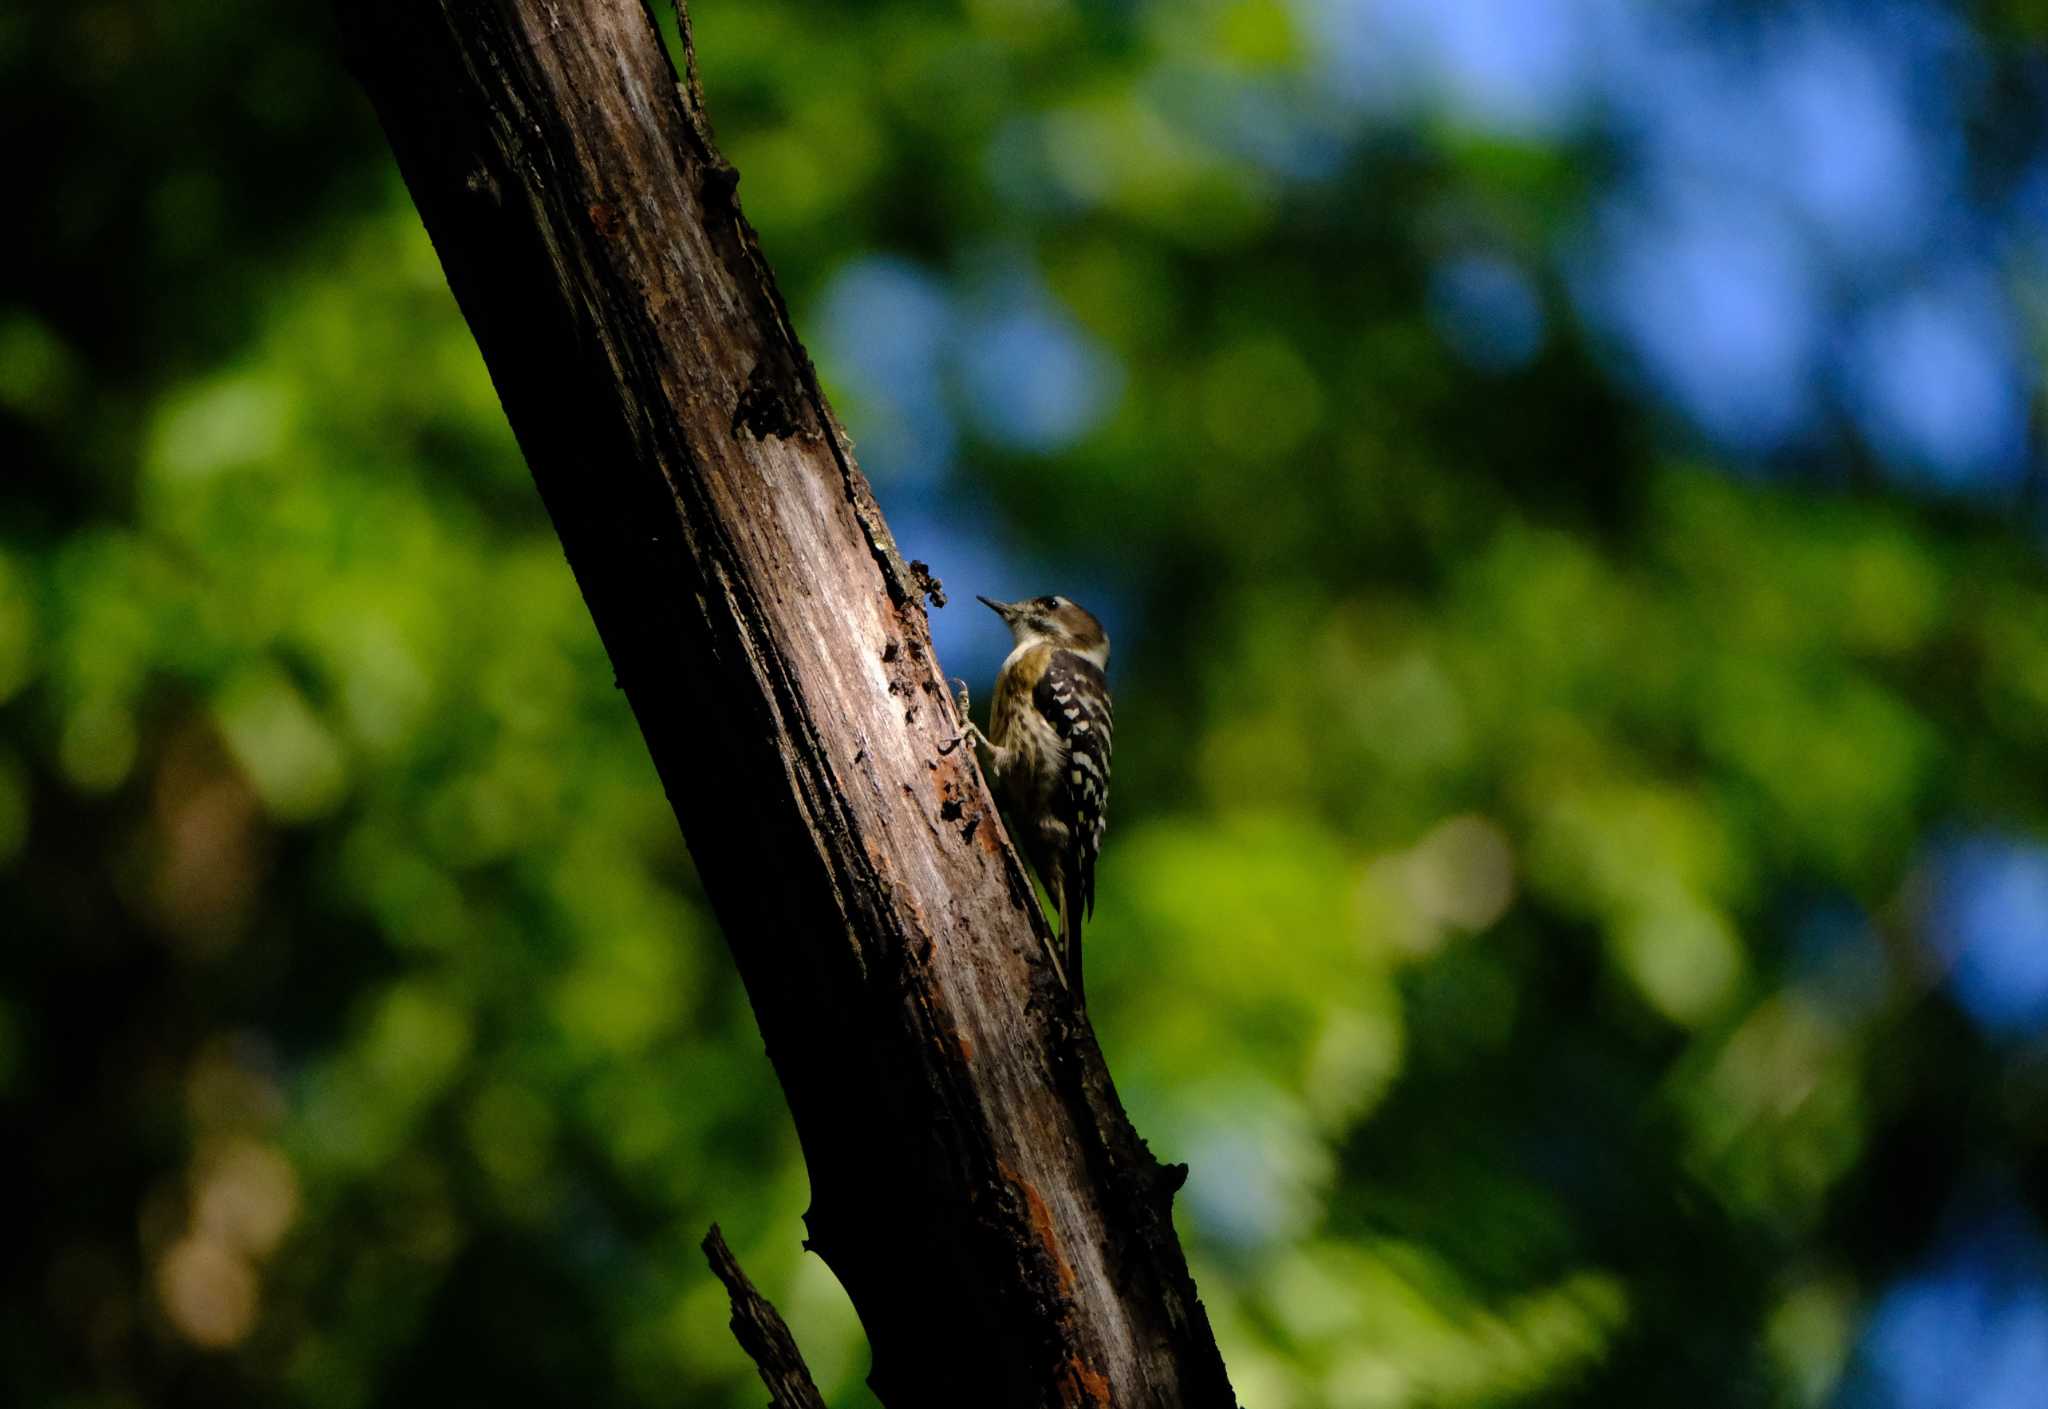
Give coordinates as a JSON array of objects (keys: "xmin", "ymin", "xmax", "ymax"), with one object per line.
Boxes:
[
  {"xmin": 335, "ymin": 2, "xmax": 1238, "ymax": 1404},
  {"xmin": 704, "ymin": 1224, "xmax": 831, "ymax": 1409}
]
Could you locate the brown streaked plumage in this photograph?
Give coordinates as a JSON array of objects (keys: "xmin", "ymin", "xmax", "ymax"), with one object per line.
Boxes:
[{"xmin": 957, "ymin": 595, "xmax": 1113, "ymax": 1001}]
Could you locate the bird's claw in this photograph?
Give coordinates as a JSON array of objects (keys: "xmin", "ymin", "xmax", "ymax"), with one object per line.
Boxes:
[{"xmin": 938, "ymin": 678, "xmax": 975, "ymax": 756}]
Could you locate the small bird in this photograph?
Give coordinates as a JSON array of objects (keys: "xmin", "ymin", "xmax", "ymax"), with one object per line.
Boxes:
[{"xmin": 954, "ymin": 595, "xmax": 1113, "ymax": 1002}]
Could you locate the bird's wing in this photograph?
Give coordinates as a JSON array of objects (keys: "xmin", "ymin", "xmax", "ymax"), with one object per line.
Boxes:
[{"xmin": 1033, "ymin": 650, "xmax": 1113, "ymax": 916}]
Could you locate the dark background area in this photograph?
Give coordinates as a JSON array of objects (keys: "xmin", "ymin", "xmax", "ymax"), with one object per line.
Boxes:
[{"xmin": 7, "ymin": 2, "xmax": 2048, "ymax": 1406}]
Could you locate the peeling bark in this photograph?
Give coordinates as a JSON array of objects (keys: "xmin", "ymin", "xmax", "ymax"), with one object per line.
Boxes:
[{"xmin": 334, "ymin": 2, "xmax": 1237, "ymax": 1403}]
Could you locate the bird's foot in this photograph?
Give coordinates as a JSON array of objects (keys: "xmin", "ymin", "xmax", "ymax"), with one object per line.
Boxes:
[{"xmin": 940, "ymin": 679, "xmax": 979, "ymax": 757}]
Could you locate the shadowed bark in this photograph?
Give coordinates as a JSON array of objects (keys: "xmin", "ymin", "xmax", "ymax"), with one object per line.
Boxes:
[
  {"xmin": 704, "ymin": 1224, "xmax": 829, "ymax": 1409},
  {"xmin": 333, "ymin": 2, "xmax": 1238, "ymax": 1403}
]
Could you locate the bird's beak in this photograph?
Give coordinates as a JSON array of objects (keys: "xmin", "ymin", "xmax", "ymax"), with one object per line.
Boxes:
[{"xmin": 977, "ymin": 595, "xmax": 1018, "ymax": 621}]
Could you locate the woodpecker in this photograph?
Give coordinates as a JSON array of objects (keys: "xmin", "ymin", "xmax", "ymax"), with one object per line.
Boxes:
[{"xmin": 954, "ymin": 594, "xmax": 1113, "ymax": 1002}]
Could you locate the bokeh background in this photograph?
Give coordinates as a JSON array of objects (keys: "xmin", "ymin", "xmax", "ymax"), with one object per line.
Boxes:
[{"xmin": 9, "ymin": 1, "xmax": 2048, "ymax": 1405}]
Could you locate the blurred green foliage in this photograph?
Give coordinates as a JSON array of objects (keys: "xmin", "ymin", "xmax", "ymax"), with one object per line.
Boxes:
[{"xmin": 7, "ymin": 3, "xmax": 2048, "ymax": 1408}]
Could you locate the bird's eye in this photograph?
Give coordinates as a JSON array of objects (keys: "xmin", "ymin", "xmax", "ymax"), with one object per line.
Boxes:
[{"xmin": 1036, "ymin": 595, "xmax": 1059, "ymax": 609}]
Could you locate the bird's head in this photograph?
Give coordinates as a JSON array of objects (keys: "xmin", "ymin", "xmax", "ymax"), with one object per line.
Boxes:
[{"xmin": 978, "ymin": 594, "xmax": 1109, "ymax": 668}]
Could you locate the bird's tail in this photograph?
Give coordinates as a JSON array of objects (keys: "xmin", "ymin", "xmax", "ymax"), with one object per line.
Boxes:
[{"xmin": 1059, "ymin": 870, "xmax": 1086, "ymax": 1007}]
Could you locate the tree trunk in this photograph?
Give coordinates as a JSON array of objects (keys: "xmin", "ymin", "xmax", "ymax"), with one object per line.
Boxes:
[{"xmin": 334, "ymin": 2, "xmax": 1238, "ymax": 1404}]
